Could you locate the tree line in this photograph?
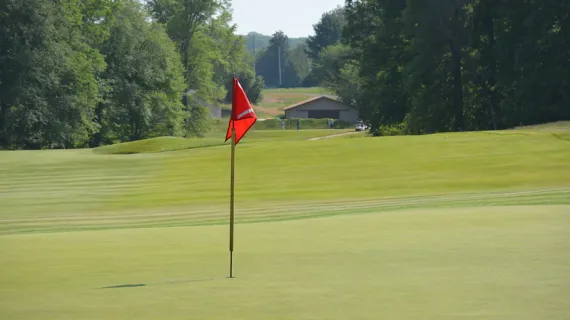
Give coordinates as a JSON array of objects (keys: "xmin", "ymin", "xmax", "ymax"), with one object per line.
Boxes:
[
  {"xmin": 3, "ymin": 0, "xmax": 568, "ymax": 150},
  {"xmin": 0, "ymin": 0, "xmax": 264, "ymax": 150},
  {"xmin": 255, "ymin": 0, "xmax": 569, "ymax": 134},
  {"xmin": 310, "ymin": 0, "xmax": 570, "ymax": 135}
]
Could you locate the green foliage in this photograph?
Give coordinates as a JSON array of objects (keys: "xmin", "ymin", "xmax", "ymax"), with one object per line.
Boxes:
[
  {"xmin": 255, "ymin": 31, "xmax": 304, "ymax": 88},
  {"xmin": 302, "ymin": 5, "xmax": 348, "ymax": 89},
  {"xmin": 1, "ymin": 0, "xmax": 254, "ymax": 149},
  {"xmin": 0, "ymin": 0, "xmax": 104, "ymax": 149},
  {"xmin": 185, "ymin": 104, "xmax": 211, "ymax": 137},
  {"xmin": 289, "ymin": 42, "xmax": 312, "ymax": 83},
  {"xmin": 312, "ymin": 44, "xmax": 355, "ymax": 89},
  {"xmin": 333, "ymin": 0, "xmax": 570, "ymax": 134},
  {"xmin": 223, "ymin": 70, "xmax": 264, "ymax": 105},
  {"xmin": 305, "ymin": 5, "xmax": 346, "ymax": 60},
  {"xmin": 148, "ymin": 0, "xmax": 254, "ymax": 139},
  {"xmin": 378, "ymin": 122, "xmax": 408, "ymax": 136},
  {"xmin": 95, "ymin": 1, "xmax": 186, "ymax": 144}
]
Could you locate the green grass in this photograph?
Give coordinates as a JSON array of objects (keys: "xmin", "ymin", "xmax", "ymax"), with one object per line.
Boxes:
[
  {"xmin": 93, "ymin": 136, "xmax": 225, "ymax": 154},
  {"xmin": 92, "ymin": 128, "xmax": 351, "ymax": 155},
  {"xmin": 1, "ymin": 205, "xmax": 569, "ymax": 319},
  {"xmin": 1, "ymin": 123, "xmax": 570, "ymax": 319}
]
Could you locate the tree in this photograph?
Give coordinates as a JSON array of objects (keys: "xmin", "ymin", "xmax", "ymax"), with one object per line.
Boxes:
[
  {"xmin": 338, "ymin": 0, "xmax": 569, "ymax": 135},
  {"xmin": 148, "ymin": 0, "xmax": 253, "ymax": 136},
  {"xmin": 0, "ymin": 0, "xmax": 104, "ymax": 149},
  {"xmin": 402, "ymin": 0, "xmax": 471, "ymax": 132},
  {"xmin": 95, "ymin": 0, "xmax": 186, "ymax": 144},
  {"xmin": 311, "ymin": 44, "xmax": 352, "ymax": 87},
  {"xmin": 306, "ymin": 6, "xmax": 346, "ymax": 60},
  {"xmin": 341, "ymin": 0, "xmax": 409, "ymax": 134},
  {"xmin": 147, "ymin": 0, "xmax": 223, "ymax": 81},
  {"xmin": 289, "ymin": 42, "xmax": 312, "ymax": 83},
  {"xmin": 223, "ymin": 70, "xmax": 264, "ymax": 105},
  {"xmin": 255, "ymin": 30, "xmax": 301, "ymax": 87},
  {"xmin": 148, "ymin": 0, "xmax": 255, "ymax": 109},
  {"xmin": 206, "ymin": 7, "xmax": 254, "ymax": 101}
]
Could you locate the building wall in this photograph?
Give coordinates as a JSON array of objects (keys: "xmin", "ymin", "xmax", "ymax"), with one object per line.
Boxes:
[
  {"xmin": 285, "ymin": 110, "xmax": 309, "ymax": 119},
  {"xmin": 339, "ymin": 109, "xmax": 359, "ymax": 122},
  {"xmin": 284, "ymin": 98, "xmax": 359, "ymax": 122}
]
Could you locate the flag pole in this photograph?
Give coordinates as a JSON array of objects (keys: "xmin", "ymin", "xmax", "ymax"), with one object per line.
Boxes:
[
  {"xmin": 229, "ymin": 108, "xmax": 236, "ymax": 279},
  {"xmin": 227, "ymin": 76, "xmax": 256, "ymax": 279}
]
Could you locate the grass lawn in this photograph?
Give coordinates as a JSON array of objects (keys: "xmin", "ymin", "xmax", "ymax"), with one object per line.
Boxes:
[
  {"xmin": 1, "ymin": 205, "xmax": 568, "ymax": 319},
  {"xmin": 1, "ymin": 123, "xmax": 570, "ymax": 319}
]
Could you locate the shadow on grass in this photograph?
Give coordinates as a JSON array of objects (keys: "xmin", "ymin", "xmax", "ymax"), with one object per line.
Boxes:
[
  {"xmin": 98, "ymin": 278, "xmax": 215, "ymax": 290},
  {"xmin": 101, "ymin": 284, "xmax": 146, "ymax": 289}
]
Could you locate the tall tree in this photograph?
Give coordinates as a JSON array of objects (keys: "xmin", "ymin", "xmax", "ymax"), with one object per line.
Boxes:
[
  {"xmin": 306, "ymin": 6, "xmax": 346, "ymax": 60},
  {"xmin": 96, "ymin": 0, "xmax": 186, "ymax": 144},
  {"xmin": 206, "ymin": 7, "xmax": 256, "ymax": 101},
  {"xmin": 338, "ymin": 0, "xmax": 570, "ymax": 134},
  {"xmin": 147, "ymin": 0, "xmax": 224, "ymax": 93},
  {"xmin": 289, "ymin": 42, "xmax": 312, "ymax": 83},
  {"xmin": 147, "ymin": 0, "xmax": 222, "ymax": 77},
  {"xmin": 403, "ymin": 0, "xmax": 470, "ymax": 133},
  {"xmin": 223, "ymin": 70, "xmax": 264, "ymax": 105},
  {"xmin": 342, "ymin": 0, "xmax": 409, "ymax": 134},
  {"xmin": 0, "ymin": 0, "xmax": 104, "ymax": 149},
  {"xmin": 255, "ymin": 30, "xmax": 300, "ymax": 87}
]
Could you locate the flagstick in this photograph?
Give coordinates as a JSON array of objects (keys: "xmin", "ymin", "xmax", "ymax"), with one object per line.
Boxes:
[{"xmin": 229, "ymin": 127, "xmax": 236, "ymax": 278}]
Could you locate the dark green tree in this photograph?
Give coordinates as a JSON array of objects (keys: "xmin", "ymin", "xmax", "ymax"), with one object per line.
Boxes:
[
  {"xmin": 0, "ymin": 0, "xmax": 104, "ymax": 149},
  {"xmin": 96, "ymin": 1, "xmax": 186, "ymax": 143},
  {"xmin": 255, "ymin": 31, "xmax": 301, "ymax": 87},
  {"xmin": 223, "ymin": 71, "xmax": 264, "ymax": 105},
  {"xmin": 305, "ymin": 6, "xmax": 346, "ymax": 60}
]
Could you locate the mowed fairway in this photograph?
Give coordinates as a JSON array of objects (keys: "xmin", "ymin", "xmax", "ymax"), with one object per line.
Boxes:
[{"xmin": 1, "ymin": 126, "xmax": 570, "ymax": 319}]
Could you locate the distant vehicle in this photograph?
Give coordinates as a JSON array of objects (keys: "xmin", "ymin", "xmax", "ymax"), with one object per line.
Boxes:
[{"xmin": 355, "ymin": 121, "xmax": 367, "ymax": 132}]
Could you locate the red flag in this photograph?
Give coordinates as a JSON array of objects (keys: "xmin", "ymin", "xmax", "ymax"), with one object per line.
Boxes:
[{"xmin": 225, "ymin": 78, "xmax": 257, "ymax": 145}]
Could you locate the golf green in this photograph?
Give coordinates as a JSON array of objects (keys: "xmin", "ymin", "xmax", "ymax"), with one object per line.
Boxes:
[{"xmin": 1, "ymin": 126, "xmax": 569, "ymax": 319}]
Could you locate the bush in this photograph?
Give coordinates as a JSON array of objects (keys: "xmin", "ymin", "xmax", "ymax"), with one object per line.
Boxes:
[{"xmin": 378, "ymin": 122, "xmax": 408, "ymax": 136}]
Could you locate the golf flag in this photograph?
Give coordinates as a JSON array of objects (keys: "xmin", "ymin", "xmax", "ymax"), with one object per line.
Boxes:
[
  {"xmin": 226, "ymin": 77, "xmax": 257, "ymax": 278},
  {"xmin": 225, "ymin": 78, "xmax": 257, "ymax": 145}
]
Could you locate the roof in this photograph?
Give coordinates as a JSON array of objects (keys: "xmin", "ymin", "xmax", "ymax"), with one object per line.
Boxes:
[{"xmin": 283, "ymin": 95, "xmax": 352, "ymax": 111}]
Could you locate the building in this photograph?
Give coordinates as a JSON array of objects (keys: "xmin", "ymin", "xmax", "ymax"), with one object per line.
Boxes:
[{"xmin": 283, "ymin": 96, "xmax": 359, "ymax": 122}]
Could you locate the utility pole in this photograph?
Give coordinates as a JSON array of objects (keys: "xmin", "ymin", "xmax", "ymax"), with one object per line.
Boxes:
[
  {"xmin": 252, "ymin": 33, "xmax": 256, "ymax": 75},
  {"xmin": 277, "ymin": 44, "xmax": 282, "ymax": 86}
]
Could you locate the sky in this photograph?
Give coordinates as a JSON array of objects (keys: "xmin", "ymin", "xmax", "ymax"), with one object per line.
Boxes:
[{"xmin": 230, "ymin": 0, "xmax": 345, "ymax": 38}]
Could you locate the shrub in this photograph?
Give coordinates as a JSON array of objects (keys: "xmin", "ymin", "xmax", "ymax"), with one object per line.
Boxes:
[{"xmin": 378, "ymin": 122, "xmax": 408, "ymax": 136}]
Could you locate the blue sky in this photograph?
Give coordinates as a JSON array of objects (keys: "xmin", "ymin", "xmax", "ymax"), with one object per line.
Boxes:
[{"xmin": 230, "ymin": 0, "xmax": 345, "ymax": 37}]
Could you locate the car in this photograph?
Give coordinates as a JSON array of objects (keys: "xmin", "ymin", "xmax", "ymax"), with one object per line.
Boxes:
[{"xmin": 355, "ymin": 122, "xmax": 366, "ymax": 132}]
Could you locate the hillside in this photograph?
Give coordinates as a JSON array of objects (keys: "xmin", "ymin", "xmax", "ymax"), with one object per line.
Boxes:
[{"xmin": 2, "ymin": 122, "xmax": 569, "ymax": 232}]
